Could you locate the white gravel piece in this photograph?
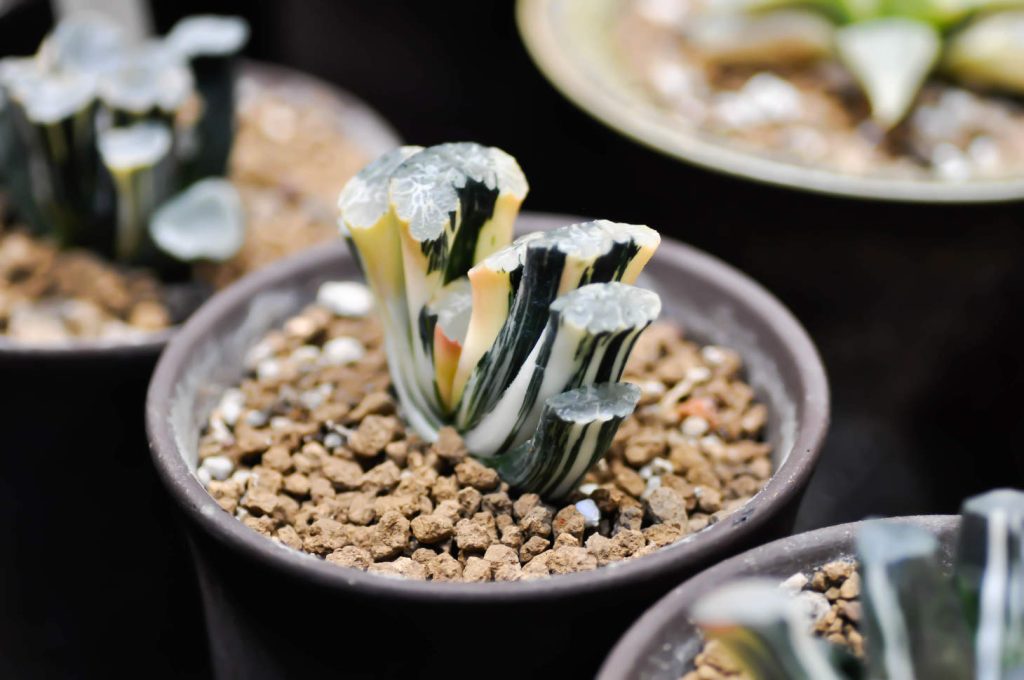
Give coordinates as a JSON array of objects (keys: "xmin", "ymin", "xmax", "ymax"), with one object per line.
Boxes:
[{"xmin": 317, "ymin": 281, "xmax": 373, "ymax": 317}]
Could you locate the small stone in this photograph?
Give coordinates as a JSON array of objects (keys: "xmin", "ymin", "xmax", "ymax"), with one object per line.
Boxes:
[
  {"xmin": 646, "ymin": 487, "xmax": 689, "ymax": 527},
  {"xmin": 410, "ymin": 514, "xmax": 454, "ymax": 544},
  {"xmin": 520, "ymin": 535, "xmax": 551, "ymax": 563},
  {"xmin": 483, "ymin": 544, "xmax": 519, "ymax": 566},
  {"xmin": 682, "ymin": 416, "xmax": 709, "ymax": 437},
  {"xmin": 369, "ymin": 557, "xmax": 427, "ymax": 580},
  {"xmin": 552, "ymin": 506, "xmax": 586, "ymax": 541},
  {"xmin": 482, "ymin": 491, "xmax": 512, "ymax": 516},
  {"xmin": 429, "ymin": 553, "xmax": 463, "ymax": 581},
  {"xmin": 643, "ymin": 523, "xmax": 683, "ymax": 547},
  {"xmin": 283, "ymin": 473, "xmax": 311, "ymax": 497},
  {"xmin": 431, "ymin": 427, "xmax": 467, "ymax": 463},
  {"xmin": 575, "ymin": 499, "xmax": 601, "ymax": 528},
  {"xmin": 326, "ymin": 546, "xmax": 372, "ymax": 570},
  {"xmin": 462, "ymin": 556, "xmax": 492, "ymax": 582},
  {"xmin": 548, "ymin": 546, "xmax": 598, "ymax": 574},
  {"xmin": 322, "ymin": 457, "xmax": 364, "ymax": 490},
  {"xmin": 370, "ymin": 511, "xmax": 410, "ymax": 560},
  {"xmin": 457, "ymin": 487, "xmax": 483, "ymax": 516},
  {"xmin": 614, "ymin": 466, "xmax": 646, "ymax": 497},
  {"xmin": 454, "ymin": 519, "xmax": 491, "ymax": 553},
  {"xmin": 493, "ymin": 562, "xmax": 522, "ymax": 582},
  {"xmin": 500, "ymin": 524, "xmax": 523, "ymax": 549},
  {"xmin": 615, "ymin": 505, "xmax": 645, "ymax": 534},
  {"xmin": 348, "ymin": 415, "xmax": 398, "ymax": 458},
  {"xmin": 454, "ymin": 459, "xmax": 500, "ymax": 491},
  {"xmin": 823, "ymin": 560, "xmax": 856, "ymax": 583},
  {"xmin": 839, "ymin": 572, "xmax": 860, "ymax": 599},
  {"xmin": 518, "ymin": 506, "xmax": 553, "ymax": 538},
  {"xmin": 512, "ymin": 493, "xmax": 541, "ymax": 520},
  {"xmin": 201, "ymin": 455, "xmax": 234, "ymax": 481},
  {"xmin": 321, "ymin": 337, "xmax": 365, "ymax": 366},
  {"xmin": 317, "ymin": 281, "xmax": 373, "ymax": 316}
]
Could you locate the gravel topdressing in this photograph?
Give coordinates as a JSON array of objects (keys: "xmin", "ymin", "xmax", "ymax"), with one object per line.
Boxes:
[
  {"xmin": 686, "ymin": 560, "xmax": 863, "ymax": 679},
  {"xmin": 196, "ymin": 281, "xmax": 774, "ymax": 582},
  {"xmin": 0, "ymin": 75, "xmax": 370, "ymax": 344}
]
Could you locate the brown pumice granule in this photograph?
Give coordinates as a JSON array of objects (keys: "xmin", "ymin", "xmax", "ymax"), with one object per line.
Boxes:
[{"xmin": 196, "ymin": 283, "xmax": 774, "ymax": 582}]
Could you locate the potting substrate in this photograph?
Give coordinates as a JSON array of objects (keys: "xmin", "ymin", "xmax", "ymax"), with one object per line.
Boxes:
[
  {"xmin": 0, "ymin": 68, "xmax": 398, "ymax": 678},
  {"xmin": 195, "ymin": 281, "xmax": 774, "ymax": 580}
]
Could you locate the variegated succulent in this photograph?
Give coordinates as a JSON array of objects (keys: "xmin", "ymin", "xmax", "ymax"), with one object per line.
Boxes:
[
  {"xmin": 338, "ymin": 142, "xmax": 662, "ymax": 499},
  {"xmin": 0, "ymin": 13, "xmax": 249, "ymax": 273},
  {"xmin": 689, "ymin": 0, "xmax": 1024, "ymax": 128},
  {"xmin": 692, "ymin": 488, "xmax": 1024, "ymax": 680}
]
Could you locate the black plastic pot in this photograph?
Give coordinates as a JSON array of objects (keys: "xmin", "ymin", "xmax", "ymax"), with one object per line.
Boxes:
[
  {"xmin": 147, "ymin": 211, "xmax": 830, "ymax": 679},
  {"xmin": 0, "ymin": 64, "xmax": 400, "ymax": 678},
  {"xmin": 598, "ymin": 515, "xmax": 960, "ymax": 680}
]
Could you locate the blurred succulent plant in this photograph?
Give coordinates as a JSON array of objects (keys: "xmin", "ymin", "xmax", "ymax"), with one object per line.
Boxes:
[
  {"xmin": 692, "ymin": 488, "xmax": 1024, "ymax": 680},
  {"xmin": 0, "ymin": 13, "xmax": 249, "ymax": 274},
  {"xmin": 339, "ymin": 142, "xmax": 662, "ymax": 499},
  {"xmin": 689, "ymin": 0, "xmax": 1024, "ymax": 128}
]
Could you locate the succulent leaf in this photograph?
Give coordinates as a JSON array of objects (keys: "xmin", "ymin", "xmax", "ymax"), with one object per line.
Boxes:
[
  {"xmin": 98, "ymin": 121, "xmax": 175, "ymax": 263},
  {"xmin": 461, "ymin": 282, "xmax": 660, "ymax": 458},
  {"xmin": 496, "ymin": 382, "xmax": 641, "ymax": 499},
  {"xmin": 3, "ymin": 68, "xmax": 102, "ymax": 248},
  {"xmin": 167, "ymin": 15, "xmax": 250, "ymax": 179},
  {"xmin": 97, "ymin": 43, "xmax": 194, "ymax": 125},
  {"xmin": 944, "ymin": 10, "xmax": 1024, "ymax": 94},
  {"xmin": 338, "ymin": 146, "xmax": 442, "ymax": 436},
  {"xmin": 856, "ymin": 519, "xmax": 975, "ymax": 679},
  {"xmin": 149, "ymin": 177, "xmax": 244, "ymax": 263},
  {"xmin": 36, "ymin": 12, "xmax": 127, "ymax": 75},
  {"xmin": 339, "ymin": 145, "xmax": 660, "ymax": 497},
  {"xmin": 835, "ymin": 18, "xmax": 940, "ymax": 129},
  {"xmin": 957, "ymin": 489, "xmax": 1024, "ymax": 680},
  {"xmin": 453, "ymin": 220, "xmax": 659, "ymax": 426},
  {"xmin": 692, "ymin": 579, "xmax": 848, "ymax": 680}
]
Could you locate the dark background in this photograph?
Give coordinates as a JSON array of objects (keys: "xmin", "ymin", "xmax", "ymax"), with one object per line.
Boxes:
[
  {"xmin": 4, "ymin": 0, "xmax": 1021, "ymax": 531},
  {"xmin": 2, "ymin": 0, "xmax": 1022, "ymax": 674}
]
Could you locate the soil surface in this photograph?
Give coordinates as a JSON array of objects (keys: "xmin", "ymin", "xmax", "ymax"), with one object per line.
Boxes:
[
  {"xmin": 686, "ymin": 559, "xmax": 863, "ymax": 679},
  {"xmin": 196, "ymin": 281, "xmax": 774, "ymax": 582},
  {"xmin": 619, "ymin": 0, "xmax": 1024, "ymax": 181},
  {"xmin": 0, "ymin": 77, "xmax": 370, "ymax": 344}
]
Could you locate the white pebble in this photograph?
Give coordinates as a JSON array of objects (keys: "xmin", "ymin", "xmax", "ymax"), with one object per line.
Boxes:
[
  {"xmin": 257, "ymin": 359, "xmax": 281, "ymax": 381},
  {"xmin": 699, "ymin": 435, "xmax": 724, "ymax": 456},
  {"xmin": 201, "ymin": 455, "xmax": 234, "ymax": 481},
  {"xmin": 932, "ymin": 142, "xmax": 971, "ymax": 182},
  {"xmin": 270, "ymin": 416, "xmax": 293, "ymax": 430},
  {"xmin": 701, "ymin": 346, "xmax": 727, "ymax": 366},
  {"xmin": 196, "ymin": 466, "xmax": 212, "ymax": 487},
  {"xmin": 246, "ymin": 410, "xmax": 269, "ymax": 427},
  {"xmin": 780, "ymin": 571, "xmax": 809, "ymax": 593},
  {"xmin": 578, "ymin": 483, "xmax": 599, "ymax": 496},
  {"xmin": 290, "ymin": 345, "xmax": 321, "ymax": 365},
  {"xmin": 639, "ymin": 465, "xmax": 654, "ymax": 480},
  {"xmin": 317, "ymin": 281, "xmax": 373, "ymax": 317},
  {"xmin": 685, "ymin": 366, "xmax": 711, "ymax": 384},
  {"xmin": 209, "ymin": 418, "xmax": 234, "ymax": 445},
  {"xmin": 323, "ymin": 432, "xmax": 344, "ymax": 449},
  {"xmin": 321, "ymin": 336, "xmax": 366, "ymax": 366},
  {"xmin": 641, "ymin": 475, "xmax": 663, "ymax": 500},
  {"xmin": 300, "ymin": 389, "xmax": 326, "ymax": 410},
  {"xmin": 231, "ymin": 470, "xmax": 253, "ymax": 486},
  {"xmin": 218, "ymin": 388, "xmax": 245, "ymax": 426},
  {"xmin": 650, "ymin": 457, "xmax": 675, "ymax": 476},
  {"xmin": 575, "ymin": 499, "xmax": 601, "ymax": 527},
  {"xmin": 682, "ymin": 415, "xmax": 710, "ymax": 437},
  {"xmin": 639, "ymin": 380, "xmax": 666, "ymax": 398}
]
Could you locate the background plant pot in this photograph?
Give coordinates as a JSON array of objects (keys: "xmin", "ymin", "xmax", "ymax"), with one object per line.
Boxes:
[
  {"xmin": 147, "ymin": 211, "xmax": 829, "ymax": 680},
  {"xmin": 0, "ymin": 64, "xmax": 399, "ymax": 678},
  {"xmin": 598, "ymin": 514, "xmax": 960, "ymax": 680}
]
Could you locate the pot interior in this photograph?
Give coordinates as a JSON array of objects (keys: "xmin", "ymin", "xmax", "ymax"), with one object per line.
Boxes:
[
  {"xmin": 609, "ymin": 515, "xmax": 960, "ymax": 680},
  {"xmin": 164, "ymin": 211, "xmax": 827, "ymax": 571}
]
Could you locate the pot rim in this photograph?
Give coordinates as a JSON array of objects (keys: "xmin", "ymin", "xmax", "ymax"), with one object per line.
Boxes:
[
  {"xmin": 0, "ymin": 60, "xmax": 401, "ymax": 360},
  {"xmin": 147, "ymin": 211, "xmax": 830, "ymax": 603},
  {"xmin": 597, "ymin": 514, "xmax": 961, "ymax": 680},
  {"xmin": 516, "ymin": 0, "xmax": 1024, "ymax": 204}
]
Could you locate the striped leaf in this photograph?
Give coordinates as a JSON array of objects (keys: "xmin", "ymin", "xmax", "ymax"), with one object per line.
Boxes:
[
  {"xmin": 496, "ymin": 382, "xmax": 641, "ymax": 500},
  {"xmin": 957, "ymin": 489, "xmax": 1024, "ymax": 680},
  {"xmin": 692, "ymin": 579, "xmax": 848, "ymax": 680},
  {"xmin": 167, "ymin": 15, "xmax": 249, "ymax": 180},
  {"xmin": 98, "ymin": 121, "xmax": 175, "ymax": 265},
  {"xmin": 454, "ymin": 220, "xmax": 659, "ymax": 429},
  {"xmin": 461, "ymin": 281, "xmax": 660, "ymax": 458},
  {"xmin": 856, "ymin": 519, "xmax": 975, "ymax": 680}
]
